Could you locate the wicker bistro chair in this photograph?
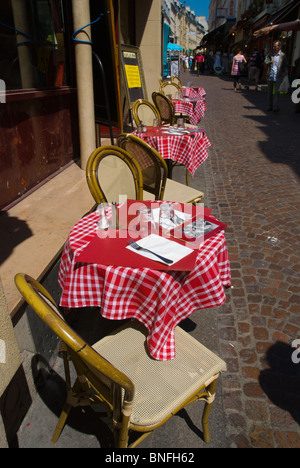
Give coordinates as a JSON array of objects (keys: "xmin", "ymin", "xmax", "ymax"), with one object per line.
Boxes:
[
  {"xmin": 86, "ymin": 146, "xmax": 143, "ymax": 204},
  {"xmin": 132, "ymin": 99, "xmax": 160, "ymax": 127},
  {"xmin": 159, "ymin": 80, "xmax": 183, "ymax": 99},
  {"xmin": 118, "ymin": 133, "xmax": 204, "ymax": 204},
  {"xmin": 152, "ymin": 92, "xmax": 176, "ymax": 126},
  {"xmin": 15, "ymin": 273, "xmax": 227, "ymax": 448},
  {"xmin": 152, "ymin": 91, "xmax": 190, "ymax": 128},
  {"xmin": 171, "ymin": 75, "xmax": 183, "ymax": 87}
]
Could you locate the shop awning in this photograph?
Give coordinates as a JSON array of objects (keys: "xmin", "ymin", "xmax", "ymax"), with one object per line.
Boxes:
[
  {"xmin": 254, "ymin": 18, "xmax": 300, "ymax": 35},
  {"xmin": 253, "ymin": 0, "xmax": 300, "ymax": 34},
  {"xmin": 201, "ymin": 23, "xmax": 226, "ymax": 45},
  {"xmin": 167, "ymin": 42, "xmax": 183, "ymax": 50}
]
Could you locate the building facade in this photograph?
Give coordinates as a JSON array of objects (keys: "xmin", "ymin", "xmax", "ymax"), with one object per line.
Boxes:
[{"xmin": 163, "ymin": 0, "xmax": 207, "ymax": 51}]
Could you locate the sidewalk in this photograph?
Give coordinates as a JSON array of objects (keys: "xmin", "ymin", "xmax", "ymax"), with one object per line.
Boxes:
[{"xmin": 16, "ymin": 70, "xmax": 300, "ymax": 449}]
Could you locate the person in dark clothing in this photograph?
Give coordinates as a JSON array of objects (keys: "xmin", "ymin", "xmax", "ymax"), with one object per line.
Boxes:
[{"xmin": 245, "ymin": 48, "xmax": 262, "ymax": 90}]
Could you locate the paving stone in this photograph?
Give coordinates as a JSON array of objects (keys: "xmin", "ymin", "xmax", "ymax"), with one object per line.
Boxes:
[{"xmin": 180, "ymin": 72, "xmax": 300, "ymax": 448}]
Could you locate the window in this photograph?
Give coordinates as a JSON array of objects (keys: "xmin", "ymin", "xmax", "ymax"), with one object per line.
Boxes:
[{"xmin": 0, "ymin": 0, "xmax": 68, "ymax": 90}]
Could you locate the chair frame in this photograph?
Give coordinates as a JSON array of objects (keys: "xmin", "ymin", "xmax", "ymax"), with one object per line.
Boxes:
[
  {"xmin": 118, "ymin": 133, "xmax": 168, "ymax": 200},
  {"xmin": 152, "ymin": 91, "xmax": 175, "ymax": 126},
  {"xmin": 159, "ymin": 80, "xmax": 182, "ymax": 98},
  {"xmin": 118, "ymin": 134, "xmax": 204, "ymax": 203},
  {"xmin": 15, "ymin": 273, "xmax": 225, "ymax": 448},
  {"xmin": 171, "ymin": 75, "xmax": 183, "ymax": 87},
  {"xmin": 132, "ymin": 99, "xmax": 160, "ymax": 126},
  {"xmin": 14, "ymin": 273, "xmax": 135, "ymax": 448},
  {"xmin": 86, "ymin": 145, "xmax": 143, "ymax": 204}
]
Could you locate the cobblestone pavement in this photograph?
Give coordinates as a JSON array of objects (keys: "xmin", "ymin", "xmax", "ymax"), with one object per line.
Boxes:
[{"xmin": 180, "ymin": 69, "xmax": 300, "ymax": 448}]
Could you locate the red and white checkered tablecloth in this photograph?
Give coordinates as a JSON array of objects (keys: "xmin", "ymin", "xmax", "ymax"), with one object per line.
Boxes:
[
  {"xmin": 172, "ymin": 98, "xmax": 206, "ymax": 126},
  {"xmin": 182, "ymin": 86, "xmax": 206, "ymax": 99},
  {"xmin": 58, "ymin": 210, "xmax": 231, "ymax": 361},
  {"xmin": 135, "ymin": 129, "xmax": 211, "ymax": 176}
]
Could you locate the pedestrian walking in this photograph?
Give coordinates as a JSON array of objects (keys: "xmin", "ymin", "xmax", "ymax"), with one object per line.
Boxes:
[
  {"xmin": 195, "ymin": 52, "xmax": 205, "ymax": 75},
  {"xmin": 264, "ymin": 40, "xmax": 289, "ymax": 112},
  {"xmin": 184, "ymin": 55, "xmax": 189, "ymax": 72},
  {"xmin": 231, "ymin": 50, "xmax": 247, "ymax": 91},
  {"xmin": 245, "ymin": 48, "xmax": 262, "ymax": 90}
]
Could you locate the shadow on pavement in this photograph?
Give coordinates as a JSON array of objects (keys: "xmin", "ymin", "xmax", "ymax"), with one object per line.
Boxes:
[{"xmin": 217, "ymin": 74, "xmax": 300, "ymax": 178}]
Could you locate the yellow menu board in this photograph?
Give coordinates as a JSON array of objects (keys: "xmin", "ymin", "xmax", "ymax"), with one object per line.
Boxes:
[
  {"xmin": 125, "ymin": 64, "xmax": 141, "ymax": 88},
  {"xmin": 121, "ymin": 45, "xmax": 147, "ymax": 106}
]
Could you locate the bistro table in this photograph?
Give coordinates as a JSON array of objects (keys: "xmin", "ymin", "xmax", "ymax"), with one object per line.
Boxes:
[
  {"xmin": 134, "ymin": 126, "xmax": 211, "ymax": 177},
  {"xmin": 172, "ymin": 97, "xmax": 206, "ymax": 126},
  {"xmin": 182, "ymin": 86, "xmax": 206, "ymax": 99},
  {"xmin": 58, "ymin": 201, "xmax": 231, "ymax": 361}
]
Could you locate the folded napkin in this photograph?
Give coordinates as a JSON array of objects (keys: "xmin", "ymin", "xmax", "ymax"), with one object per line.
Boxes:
[
  {"xmin": 152, "ymin": 208, "xmax": 191, "ymax": 230},
  {"xmin": 162, "ymin": 129, "xmax": 190, "ymax": 135},
  {"xmin": 126, "ymin": 234, "xmax": 193, "ymax": 265}
]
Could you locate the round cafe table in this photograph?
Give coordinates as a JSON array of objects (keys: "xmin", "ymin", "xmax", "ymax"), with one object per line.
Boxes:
[
  {"xmin": 58, "ymin": 205, "xmax": 231, "ymax": 361},
  {"xmin": 182, "ymin": 86, "xmax": 206, "ymax": 99},
  {"xmin": 134, "ymin": 126, "xmax": 211, "ymax": 177},
  {"xmin": 172, "ymin": 97, "xmax": 206, "ymax": 126}
]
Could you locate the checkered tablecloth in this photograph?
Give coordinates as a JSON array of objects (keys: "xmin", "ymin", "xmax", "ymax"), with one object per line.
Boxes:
[
  {"xmin": 182, "ymin": 86, "xmax": 206, "ymax": 99},
  {"xmin": 172, "ymin": 98, "xmax": 206, "ymax": 126},
  {"xmin": 136, "ymin": 130, "xmax": 211, "ymax": 176},
  {"xmin": 58, "ymin": 210, "xmax": 231, "ymax": 361}
]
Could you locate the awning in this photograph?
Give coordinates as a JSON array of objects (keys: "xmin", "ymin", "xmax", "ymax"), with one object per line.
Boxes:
[
  {"xmin": 254, "ymin": 18, "xmax": 300, "ymax": 35},
  {"xmin": 229, "ymin": 18, "xmax": 249, "ymax": 35},
  {"xmin": 253, "ymin": 0, "xmax": 300, "ymax": 33},
  {"xmin": 167, "ymin": 42, "xmax": 183, "ymax": 50},
  {"xmin": 201, "ymin": 23, "xmax": 226, "ymax": 45},
  {"xmin": 201, "ymin": 20, "xmax": 235, "ymax": 45}
]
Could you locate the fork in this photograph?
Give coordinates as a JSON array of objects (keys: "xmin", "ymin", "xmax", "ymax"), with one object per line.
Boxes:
[{"xmin": 128, "ymin": 240, "xmax": 173, "ymax": 264}]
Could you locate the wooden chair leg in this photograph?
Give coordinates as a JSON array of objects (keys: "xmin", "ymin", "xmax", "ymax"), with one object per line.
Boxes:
[
  {"xmin": 51, "ymin": 402, "xmax": 73, "ymax": 444},
  {"xmin": 202, "ymin": 377, "xmax": 219, "ymax": 444},
  {"xmin": 185, "ymin": 169, "xmax": 190, "ymax": 186}
]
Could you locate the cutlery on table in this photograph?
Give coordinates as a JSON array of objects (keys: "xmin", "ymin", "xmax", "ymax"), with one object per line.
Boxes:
[{"xmin": 127, "ymin": 240, "xmax": 173, "ymax": 264}]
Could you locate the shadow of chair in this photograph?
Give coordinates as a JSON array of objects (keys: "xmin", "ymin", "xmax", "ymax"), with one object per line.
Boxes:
[
  {"xmin": 86, "ymin": 146, "xmax": 143, "ymax": 204},
  {"xmin": 132, "ymin": 99, "xmax": 161, "ymax": 127},
  {"xmin": 15, "ymin": 273, "xmax": 227, "ymax": 448},
  {"xmin": 117, "ymin": 134, "xmax": 204, "ymax": 203}
]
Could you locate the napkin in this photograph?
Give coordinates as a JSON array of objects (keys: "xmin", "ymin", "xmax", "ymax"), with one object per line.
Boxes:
[
  {"xmin": 126, "ymin": 234, "xmax": 193, "ymax": 265},
  {"xmin": 162, "ymin": 129, "xmax": 190, "ymax": 135},
  {"xmin": 152, "ymin": 208, "xmax": 191, "ymax": 230}
]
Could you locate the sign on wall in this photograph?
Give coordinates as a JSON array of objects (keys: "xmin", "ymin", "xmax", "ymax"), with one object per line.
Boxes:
[
  {"xmin": 228, "ymin": 0, "xmax": 236, "ymax": 19},
  {"xmin": 120, "ymin": 45, "xmax": 147, "ymax": 107}
]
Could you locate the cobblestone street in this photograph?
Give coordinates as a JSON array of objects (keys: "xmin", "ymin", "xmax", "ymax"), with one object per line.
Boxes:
[{"xmin": 181, "ymin": 70, "xmax": 300, "ymax": 448}]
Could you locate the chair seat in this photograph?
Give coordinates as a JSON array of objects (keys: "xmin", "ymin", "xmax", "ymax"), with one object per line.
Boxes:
[
  {"xmin": 93, "ymin": 321, "xmax": 226, "ymax": 428},
  {"xmin": 143, "ymin": 178, "xmax": 204, "ymax": 203}
]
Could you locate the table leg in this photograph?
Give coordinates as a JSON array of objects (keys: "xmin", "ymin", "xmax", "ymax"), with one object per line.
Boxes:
[{"xmin": 166, "ymin": 159, "xmax": 173, "ymax": 179}]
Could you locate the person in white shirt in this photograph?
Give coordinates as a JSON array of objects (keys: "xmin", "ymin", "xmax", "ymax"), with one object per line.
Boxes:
[{"xmin": 264, "ymin": 41, "xmax": 289, "ymax": 112}]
